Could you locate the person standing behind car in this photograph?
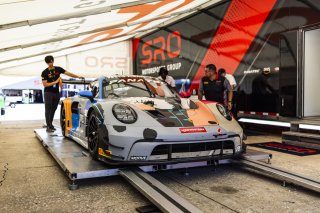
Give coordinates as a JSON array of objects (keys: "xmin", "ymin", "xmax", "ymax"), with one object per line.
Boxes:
[
  {"xmin": 218, "ymin": 68, "xmax": 237, "ymax": 118},
  {"xmin": 198, "ymin": 64, "xmax": 233, "ymax": 110},
  {"xmin": 218, "ymin": 68, "xmax": 237, "ymax": 90},
  {"xmin": 157, "ymin": 67, "xmax": 176, "ymax": 88},
  {"xmin": 41, "ymin": 55, "xmax": 83, "ymax": 132}
]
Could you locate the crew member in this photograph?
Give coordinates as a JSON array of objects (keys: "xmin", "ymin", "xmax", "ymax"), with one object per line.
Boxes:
[
  {"xmin": 218, "ymin": 68, "xmax": 237, "ymax": 90},
  {"xmin": 218, "ymin": 68, "xmax": 237, "ymax": 117},
  {"xmin": 198, "ymin": 64, "xmax": 232, "ymax": 110},
  {"xmin": 41, "ymin": 55, "xmax": 83, "ymax": 132},
  {"xmin": 158, "ymin": 67, "xmax": 176, "ymax": 88}
]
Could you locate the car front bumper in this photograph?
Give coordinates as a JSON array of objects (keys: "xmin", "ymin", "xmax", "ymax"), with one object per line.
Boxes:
[{"xmin": 98, "ymin": 128, "xmax": 243, "ymax": 165}]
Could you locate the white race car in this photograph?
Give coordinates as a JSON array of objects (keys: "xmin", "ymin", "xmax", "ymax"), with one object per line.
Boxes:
[{"xmin": 60, "ymin": 76, "xmax": 244, "ymax": 165}]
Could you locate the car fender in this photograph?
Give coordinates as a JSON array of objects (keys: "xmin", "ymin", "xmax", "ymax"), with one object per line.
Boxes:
[{"xmin": 204, "ymin": 102, "xmax": 243, "ymax": 138}]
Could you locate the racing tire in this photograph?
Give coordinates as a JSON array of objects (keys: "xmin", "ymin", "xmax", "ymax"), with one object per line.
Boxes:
[
  {"xmin": 60, "ymin": 104, "xmax": 67, "ymax": 137},
  {"xmin": 87, "ymin": 111, "xmax": 100, "ymax": 160}
]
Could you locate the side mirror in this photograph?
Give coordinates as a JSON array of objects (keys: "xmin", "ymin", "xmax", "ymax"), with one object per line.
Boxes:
[{"xmin": 79, "ymin": 90, "xmax": 93, "ymax": 98}]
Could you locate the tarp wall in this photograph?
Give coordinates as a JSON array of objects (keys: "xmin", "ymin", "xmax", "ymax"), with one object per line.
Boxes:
[{"xmin": 0, "ymin": 41, "xmax": 131, "ymax": 78}]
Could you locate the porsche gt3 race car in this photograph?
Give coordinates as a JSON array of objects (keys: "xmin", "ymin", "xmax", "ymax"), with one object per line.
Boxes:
[{"xmin": 60, "ymin": 75, "xmax": 244, "ymax": 165}]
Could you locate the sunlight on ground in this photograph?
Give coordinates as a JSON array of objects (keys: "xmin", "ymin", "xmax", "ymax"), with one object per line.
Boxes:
[{"xmin": 0, "ymin": 104, "xmax": 60, "ymax": 121}]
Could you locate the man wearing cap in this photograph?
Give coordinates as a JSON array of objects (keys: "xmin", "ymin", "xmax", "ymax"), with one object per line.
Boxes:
[{"xmin": 41, "ymin": 55, "xmax": 83, "ymax": 132}]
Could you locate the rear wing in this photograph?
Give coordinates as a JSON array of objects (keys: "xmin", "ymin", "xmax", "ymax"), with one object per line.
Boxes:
[
  {"xmin": 62, "ymin": 78, "xmax": 95, "ymax": 91},
  {"xmin": 62, "ymin": 78, "xmax": 94, "ymax": 85}
]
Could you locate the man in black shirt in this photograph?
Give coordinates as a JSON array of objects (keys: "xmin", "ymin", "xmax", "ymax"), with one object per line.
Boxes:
[
  {"xmin": 41, "ymin": 55, "xmax": 83, "ymax": 132},
  {"xmin": 198, "ymin": 64, "xmax": 233, "ymax": 110}
]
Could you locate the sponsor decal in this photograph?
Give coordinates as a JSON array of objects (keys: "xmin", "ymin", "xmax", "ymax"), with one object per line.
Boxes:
[
  {"xmin": 141, "ymin": 31, "xmax": 181, "ymax": 65},
  {"xmin": 249, "ymin": 142, "xmax": 320, "ymax": 156},
  {"xmin": 130, "ymin": 156, "xmax": 147, "ymax": 160},
  {"xmin": 98, "ymin": 148, "xmax": 112, "ymax": 158},
  {"xmin": 117, "ymin": 78, "xmax": 145, "ymax": 83},
  {"xmin": 243, "ymin": 67, "xmax": 279, "ymax": 75},
  {"xmin": 264, "ymin": 143, "xmax": 316, "ymax": 154},
  {"xmin": 141, "ymin": 62, "xmax": 182, "ymax": 75},
  {"xmin": 243, "ymin": 69, "xmax": 260, "ymax": 74},
  {"xmin": 180, "ymin": 127, "xmax": 207, "ymax": 134},
  {"xmin": 263, "ymin": 67, "xmax": 271, "ymax": 75}
]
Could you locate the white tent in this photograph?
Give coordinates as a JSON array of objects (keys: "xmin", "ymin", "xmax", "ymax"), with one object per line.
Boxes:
[
  {"xmin": 0, "ymin": 76, "xmax": 42, "ymax": 90},
  {"xmin": 0, "ymin": 0, "xmax": 215, "ymax": 74}
]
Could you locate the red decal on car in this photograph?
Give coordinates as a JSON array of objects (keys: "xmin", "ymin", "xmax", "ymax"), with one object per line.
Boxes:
[{"xmin": 180, "ymin": 127, "xmax": 207, "ymax": 133}]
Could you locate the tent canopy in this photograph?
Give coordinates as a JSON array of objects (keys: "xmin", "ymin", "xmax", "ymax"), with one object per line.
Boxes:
[
  {"xmin": 0, "ymin": 76, "xmax": 42, "ymax": 90},
  {"xmin": 0, "ymin": 0, "xmax": 215, "ymax": 72}
]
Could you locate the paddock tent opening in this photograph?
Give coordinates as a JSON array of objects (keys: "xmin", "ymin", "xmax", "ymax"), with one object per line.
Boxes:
[{"xmin": 0, "ymin": 77, "xmax": 42, "ymax": 90}]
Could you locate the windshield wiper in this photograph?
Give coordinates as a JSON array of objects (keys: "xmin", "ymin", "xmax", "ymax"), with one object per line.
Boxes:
[{"xmin": 107, "ymin": 92, "xmax": 120, "ymax": 97}]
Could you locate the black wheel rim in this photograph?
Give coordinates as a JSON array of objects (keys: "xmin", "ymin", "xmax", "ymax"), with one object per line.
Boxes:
[
  {"xmin": 88, "ymin": 115, "xmax": 98, "ymax": 151},
  {"xmin": 61, "ymin": 107, "xmax": 66, "ymax": 134}
]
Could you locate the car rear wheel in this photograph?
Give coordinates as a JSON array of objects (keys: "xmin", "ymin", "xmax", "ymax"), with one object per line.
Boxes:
[
  {"xmin": 60, "ymin": 104, "xmax": 66, "ymax": 137},
  {"xmin": 88, "ymin": 111, "xmax": 99, "ymax": 160}
]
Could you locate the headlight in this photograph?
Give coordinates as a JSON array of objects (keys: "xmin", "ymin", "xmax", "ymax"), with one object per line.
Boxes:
[
  {"xmin": 112, "ymin": 104, "xmax": 137, "ymax": 124},
  {"xmin": 216, "ymin": 104, "xmax": 232, "ymax": 121}
]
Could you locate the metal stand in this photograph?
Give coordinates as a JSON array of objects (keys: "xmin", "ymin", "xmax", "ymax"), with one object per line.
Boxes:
[
  {"xmin": 267, "ymin": 157, "xmax": 271, "ymax": 164},
  {"xmin": 182, "ymin": 168, "xmax": 190, "ymax": 176},
  {"xmin": 234, "ymin": 158, "xmax": 320, "ymax": 193},
  {"xmin": 34, "ymin": 128, "xmax": 241, "ymax": 187},
  {"xmin": 68, "ymin": 180, "xmax": 79, "ymax": 190},
  {"xmin": 282, "ymin": 181, "xmax": 286, "ymax": 187}
]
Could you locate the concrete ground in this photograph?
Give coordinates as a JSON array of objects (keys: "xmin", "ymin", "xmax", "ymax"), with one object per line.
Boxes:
[
  {"xmin": 245, "ymin": 132, "xmax": 320, "ymax": 180},
  {"xmin": 0, "ymin": 120, "xmax": 319, "ymax": 213},
  {"xmin": 0, "ymin": 103, "xmax": 59, "ymax": 121}
]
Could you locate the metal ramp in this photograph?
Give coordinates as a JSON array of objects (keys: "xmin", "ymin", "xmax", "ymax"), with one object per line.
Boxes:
[
  {"xmin": 233, "ymin": 158, "xmax": 320, "ymax": 193},
  {"xmin": 119, "ymin": 167, "xmax": 202, "ymax": 213},
  {"xmin": 34, "ymin": 128, "xmax": 122, "ymax": 181}
]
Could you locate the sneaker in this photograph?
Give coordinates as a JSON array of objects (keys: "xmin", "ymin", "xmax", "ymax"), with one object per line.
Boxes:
[
  {"xmin": 50, "ymin": 126, "xmax": 56, "ymax": 131},
  {"xmin": 46, "ymin": 127, "xmax": 55, "ymax": 133}
]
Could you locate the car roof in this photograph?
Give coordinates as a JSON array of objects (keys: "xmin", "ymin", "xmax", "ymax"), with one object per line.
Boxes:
[
  {"xmin": 92, "ymin": 75, "xmax": 160, "ymax": 84},
  {"xmin": 109, "ymin": 75, "xmax": 157, "ymax": 81}
]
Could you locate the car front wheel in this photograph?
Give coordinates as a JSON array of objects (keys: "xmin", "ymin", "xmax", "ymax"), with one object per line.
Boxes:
[
  {"xmin": 88, "ymin": 111, "xmax": 100, "ymax": 160},
  {"xmin": 60, "ymin": 104, "xmax": 66, "ymax": 137}
]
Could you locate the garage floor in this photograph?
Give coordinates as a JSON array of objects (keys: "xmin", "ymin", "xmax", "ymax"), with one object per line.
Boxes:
[{"xmin": 0, "ymin": 121, "xmax": 319, "ymax": 213}]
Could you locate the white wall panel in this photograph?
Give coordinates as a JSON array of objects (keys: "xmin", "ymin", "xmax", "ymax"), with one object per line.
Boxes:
[
  {"xmin": 67, "ymin": 41, "xmax": 131, "ymax": 77},
  {"xmin": 304, "ymin": 29, "xmax": 320, "ymax": 116}
]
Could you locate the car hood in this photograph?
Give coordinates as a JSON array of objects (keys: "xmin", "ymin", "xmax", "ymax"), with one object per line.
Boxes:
[
  {"xmin": 117, "ymin": 97, "xmax": 219, "ymax": 128},
  {"xmin": 120, "ymin": 97, "xmax": 191, "ymax": 110}
]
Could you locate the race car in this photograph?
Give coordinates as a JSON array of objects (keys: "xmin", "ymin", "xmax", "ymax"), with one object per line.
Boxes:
[{"xmin": 60, "ymin": 75, "xmax": 244, "ymax": 165}]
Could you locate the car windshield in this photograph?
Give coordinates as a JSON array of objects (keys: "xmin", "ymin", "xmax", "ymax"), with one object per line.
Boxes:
[{"xmin": 103, "ymin": 79, "xmax": 176, "ymax": 98}]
